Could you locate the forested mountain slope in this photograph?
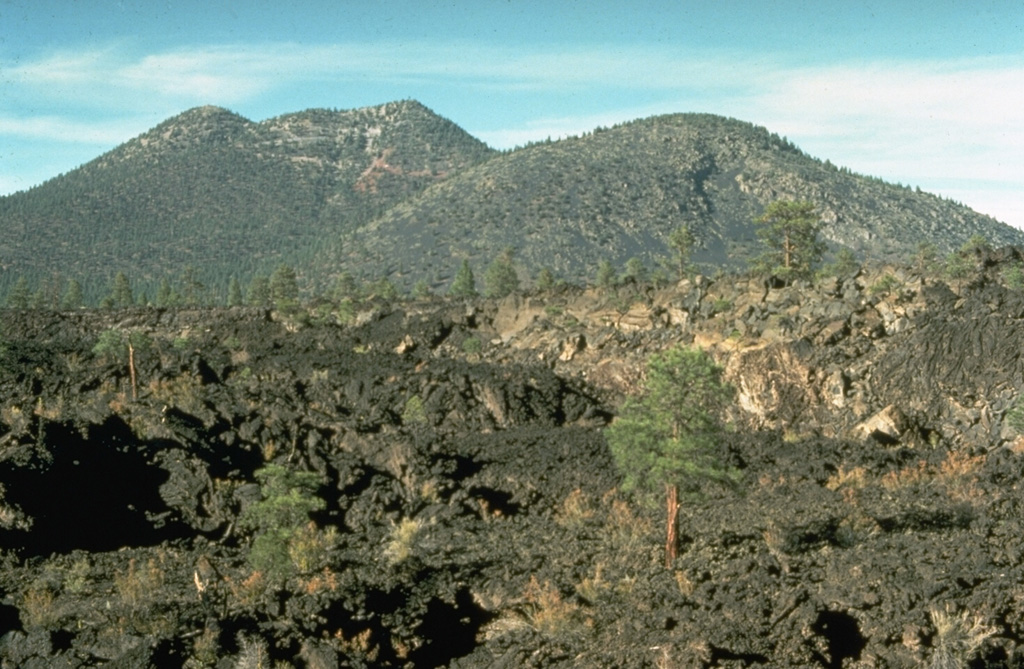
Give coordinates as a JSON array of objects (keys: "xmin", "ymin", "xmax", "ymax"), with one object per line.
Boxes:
[
  {"xmin": 344, "ymin": 113, "xmax": 1024, "ymax": 288},
  {"xmin": 2, "ymin": 101, "xmax": 1021, "ymax": 299},
  {"xmin": 0, "ymin": 101, "xmax": 494, "ymax": 298}
]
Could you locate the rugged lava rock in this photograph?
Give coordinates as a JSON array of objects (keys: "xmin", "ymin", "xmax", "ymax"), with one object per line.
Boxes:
[{"xmin": 2, "ymin": 253, "xmax": 1024, "ymax": 666}]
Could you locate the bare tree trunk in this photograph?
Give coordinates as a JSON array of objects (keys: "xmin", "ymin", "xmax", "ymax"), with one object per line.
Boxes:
[
  {"xmin": 665, "ymin": 482, "xmax": 679, "ymax": 568},
  {"xmin": 128, "ymin": 340, "xmax": 137, "ymax": 401}
]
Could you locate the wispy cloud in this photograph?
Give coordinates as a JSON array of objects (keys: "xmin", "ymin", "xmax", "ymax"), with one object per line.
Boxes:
[
  {"xmin": 735, "ymin": 58, "xmax": 1024, "ymax": 224},
  {"xmin": 0, "ymin": 114, "xmax": 148, "ymax": 145}
]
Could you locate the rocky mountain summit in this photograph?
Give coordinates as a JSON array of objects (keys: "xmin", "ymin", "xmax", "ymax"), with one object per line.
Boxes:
[{"xmin": 1, "ymin": 249, "xmax": 1024, "ymax": 666}]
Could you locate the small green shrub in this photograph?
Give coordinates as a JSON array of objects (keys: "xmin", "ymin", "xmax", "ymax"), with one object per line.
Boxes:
[
  {"xmin": 1006, "ymin": 399, "xmax": 1024, "ymax": 434},
  {"xmin": 335, "ymin": 298, "xmax": 355, "ymax": 325},
  {"xmin": 960, "ymin": 234, "xmax": 991, "ymax": 255},
  {"xmin": 401, "ymin": 395, "xmax": 428, "ymax": 426},
  {"xmin": 461, "ymin": 336, "xmax": 482, "ymax": 354},
  {"xmin": 821, "ymin": 247, "xmax": 860, "ymax": 277},
  {"xmin": 869, "ymin": 274, "xmax": 900, "ymax": 297},
  {"xmin": 239, "ymin": 464, "xmax": 328, "ymax": 582},
  {"xmin": 1003, "ymin": 263, "xmax": 1024, "ymax": 290}
]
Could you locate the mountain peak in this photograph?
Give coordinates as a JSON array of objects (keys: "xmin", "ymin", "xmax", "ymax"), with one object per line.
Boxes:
[
  {"xmin": 2, "ymin": 102, "xmax": 1020, "ymax": 302},
  {"xmin": 174, "ymin": 105, "xmax": 248, "ymax": 121}
]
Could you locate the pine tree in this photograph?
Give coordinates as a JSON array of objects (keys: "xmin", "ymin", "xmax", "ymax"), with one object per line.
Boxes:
[
  {"xmin": 180, "ymin": 266, "xmax": 205, "ymax": 306},
  {"xmin": 247, "ymin": 275, "xmax": 271, "ymax": 307},
  {"xmin": 332, "ymin": 272, "xmax": 358, "ymax": 301},
  {"xmin": 596, "ymin": 260, "xmax": 617, "ymax": 289},
  {"xmin": 484, "ymin": 248, "xmax": 519, "ymax": 299},
  {"xmin": 112, "ymin": 271, "xmax": 133, "ymax": 308},
  {"xmin": 535, "ymin": 267, "xmax": 555, "ymax": 293},
  {"xmin": 412, "ymin": 279, "xmax": 432, "ymax": 299},
  {"xmin": 155, "ymin": 278, "xmax": 174, "ymax": 308},
  {"xmin": 668, "ymin": 225, "xmax": 696, "ymax": 279},
  {"xmin": 944, "ymin": 252, "xmax": 973, "ymax": 292},
  {"xmin": 269, "ymin": 265, "xmax": 299, "ymax": 309},
  {"xmin": 61, "ymin": 279, "xmax": 84, "ymax": 310},
  {"xmin": 227, "ymin": 276, "xmax": 244, "ymax": 307},
  {"xmin": 449, "ymin": 259, "xmax": 477, "ymax": 298},
  {"xmin": 29, "ymin": 288, "xmax": 48, "ymax": 310},
  {"xmin": 623, "ymin": 257, "xmax": 648, "ymax": 284},
  {"xmin": 605, "ymin": 347, "xmax": 737, "ymax": 567},
  {"xmin": 752, "ymin": 200, "xmax": 825, "ymax": 283},
  {"xmin": 369, "ymin": 277, "xmax": 399, "ymax": 300}
]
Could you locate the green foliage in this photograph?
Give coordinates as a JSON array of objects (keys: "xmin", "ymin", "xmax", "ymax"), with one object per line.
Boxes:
[
  {"xmin": 668, "ymin": 225, "xmax": 696, "ymax": 279},
  {"xmin": 367, "ymin": 277, "xmax": 400, "ymax": 301},
  {"xmin": 5, "ymin": 277, "xmax": 30, "ymax": 310},
  {"xmin": 484, "ymin": 248, "xmax": 520, "ymax": 298},
  {"xmin": 227, "ymin": 276, "xmax": 244, "ymax": 307},
  {"xmin": 92, "ymin": 330, "xmax": 127, "ymax": 361},
  {"xmin": 239, "ymin": 464, "xmax": 327, "ymax": 582},
  {"xmin": 334, "ymin": 298, "xmax": 355, "ymax": 325},
  {"xmin": 91, "ymin": 329, "xmax": 152, "ymax": 362},
  {"xmin": 179, "ymin": 266, "xmax": 206, "ymax": 306},
  {"xmin": 449, "ymin": 259, "xmax": 478, "ymax": 298},
  {"xmin": 412, "ymin": 279, "xmax": 432, "ymax": 299},
  {"xmin": 1006, "ymin": 398, "xmax": 1024, "ymax": 435},
  {"xmin": 622, "ymin": 257, "xmax": 648, "ymax": 284},
  {"xmin": 960, "ymin": 233, "xmax": 991, "ymax": 255},
  {"xmin": 155, "ymin": 278, "xmax": 174, "ymax": 308},
  {"xmin": 915, "ymin": 242, "xmax": 939, "ymax": 274},
  {"xmin": 29, "ymin": 288, "xmax": 47, "ymax": 310},
  {"xmin": 461, "ymin": 336, "xmax": 482, "ymax": 355},
  {"xmin": 944, "ymin": 252, "xmax": 973, "ymax": 290},
  {"xmin": 111, "ymin": 272, "xmax": 134, "ymax": 308},
  {"xmin": 269, "ymin": 265, "xmax": 299, "ymax": 309},
  {"xmin": 711, "ymin": 298, "xmax": 733, "ymax": 314},
  {"xmin": 2, "ymin": 106, "xmax": 1022, "ymax": 298},
  {"xmin": 869, "ymin": 274, "xmax": 901, "ymax": 297},
  {"xmin": 595, "ymin": 260, "xmax": 617, "ymax": 289},
  {"xmin": 605, "ymin": 346, "xmax": 737, "ymax": 501},
  {"xmin": 820, "ymin": 247, "xmax": 860, "ymax": 278},
  {"xmin": 1004, "ymin": 262, "xmax": 1024, "ymax": 290},
  {"xmin": 751, "ymin": 200, "xmax": 825, "ymax": 283},
  {"xmin": 246, "ymin": 275, "xmax": 271, "ymax": 307},
  {"xmin": 0, "ymin": 101, "xmax": 495, "ymax": 303},
  {"xmin": 331, "ymin": 271, "xmax": 359, "ymax": 301},
  {"xmin": 535, "ymin": 267, "xmax": 556, "ymax": 292},
  {"xmin": 401, "ymin": 395, "xmax": 429, "ymax": 426}
]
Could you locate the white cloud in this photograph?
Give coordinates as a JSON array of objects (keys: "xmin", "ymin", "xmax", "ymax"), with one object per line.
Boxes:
[
  {"xmin": 0, "ymin": 115, "xmax": 145, "ymax": 145},
  {"xmin": 730, "ymin": 58, "xmax": 1024, "ymax": 225}
]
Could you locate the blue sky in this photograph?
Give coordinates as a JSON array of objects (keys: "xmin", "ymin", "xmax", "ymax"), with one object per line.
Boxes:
[{"xmin": 2, "ymin": 1, "xmax": 1023, "ymax": 227}]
